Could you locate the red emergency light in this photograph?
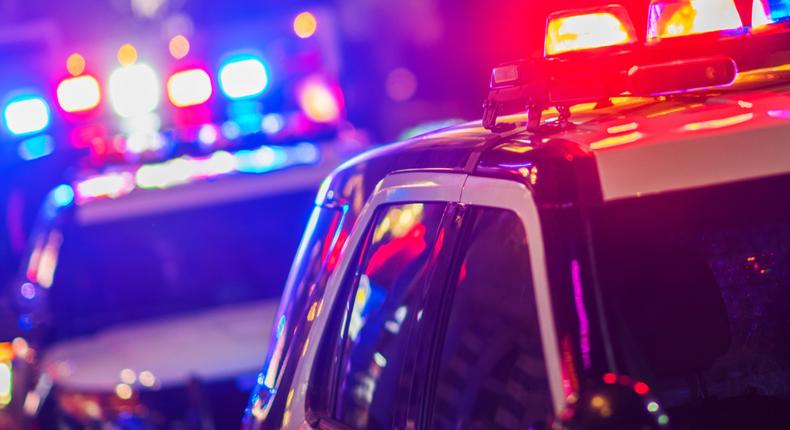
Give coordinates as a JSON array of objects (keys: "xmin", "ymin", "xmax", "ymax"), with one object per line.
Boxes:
[
  {"xmin": 545, "ymin": 5, "xmax": 637, "ymax": 56},
  {"xmin": 482, "ymin": 1, "xmax": 790, "ymax": 132}
]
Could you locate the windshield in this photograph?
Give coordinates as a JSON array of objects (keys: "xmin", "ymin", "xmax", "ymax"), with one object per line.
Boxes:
[
  {"xmin": 47, "ymin": 191, "xmax": 313, "ymax": 342},
  {"xmin": 592, "ymin": 174, "xmax": 790, "ymax": 427}
]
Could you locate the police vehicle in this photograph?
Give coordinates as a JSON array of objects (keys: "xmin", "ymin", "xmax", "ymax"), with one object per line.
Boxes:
[
  {"xmin": 5, "ymin": 142, "xmax": 354, "ymax": 429},
  {"xmin": 244, "ymin": 2, "xmax": 790, "ymax": 429}
]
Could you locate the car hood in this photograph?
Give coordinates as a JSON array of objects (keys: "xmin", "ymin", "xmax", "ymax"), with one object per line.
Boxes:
[{"xmin": 41, "ymin": 300, "xmax": 279, "ymax": 391}]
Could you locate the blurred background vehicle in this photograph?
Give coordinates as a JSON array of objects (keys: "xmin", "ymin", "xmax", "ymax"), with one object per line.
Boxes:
[
  {"xmin": 0, "ymin": 0, "xmax": 651, "ymax": 427},
  {"xmin": 9, "ymin": 145, "xmax": 348, "ymax": 428}
]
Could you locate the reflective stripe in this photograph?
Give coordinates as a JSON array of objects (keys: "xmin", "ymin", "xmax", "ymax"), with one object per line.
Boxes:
[
  {"xmin": 460, "ymin": 176, "xmax": 566, "ymax": 414},
  {"xmin": 596, "ymin": 122, "xmax": 790, "ymax": 201}
]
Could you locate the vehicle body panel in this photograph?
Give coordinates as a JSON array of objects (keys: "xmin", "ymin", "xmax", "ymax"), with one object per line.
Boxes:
[{"xmin": 246, "ymin": 75, "xmax": 790, "ymax": 429}]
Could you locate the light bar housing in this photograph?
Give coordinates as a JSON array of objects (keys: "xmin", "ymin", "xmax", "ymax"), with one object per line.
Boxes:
[
  {"xmin": 490, "ymin": 61, "xmax": 532, "ymax": 88},
  {"xmin": 627, "ymin": 55, "xmax": 738, "ymax": 95},
  {"xmin": 482, "ymin": 3, "xmax": 790, "ymax": 132}
]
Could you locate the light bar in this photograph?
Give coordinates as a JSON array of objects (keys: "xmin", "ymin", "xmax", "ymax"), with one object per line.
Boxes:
[
  {"xmin": 108, "ymin": 63, "xmax": 160, "ymax": 118},
  {"xmin": 627, "ymin": 55, "xmax": 738, "ymax": 95},
  {"xmin": 57, "ymin": 75, "xmax": 102, "ymax": 113},
  {"xmin": 3, "ymin": 96, "xmax": 50, "ymax": 136},
  {"xmin": 235, "ymin": 146, "xmax": 281, "ymax": 173},
  {"xmin": 219, "ymin": 56, "xmax": 269, "ymax": 99},
  {"xmin": 73, "ymin": 143, "xmax": 321, "ymax": 203},
  {"xmin": 135, "ymin": 151, "xmax": 237, "ymax": 189},
  {"xmin": 167, "ymin": 68, "xmax": 213, "ymax": 107},
  {"xmin": 647, "ymin": 0, "xmax": 743, "ymax": 43},
  {"xmin": 545, "ymin": 6, "xmax": 637, "ymax": 56},
  {"xmin": 75, "ymin": 172, "xmax": 135, "ymax": 203},
  {"xmin": 752, "ymin": 0, "xmax": 790, "ymax": 27}
]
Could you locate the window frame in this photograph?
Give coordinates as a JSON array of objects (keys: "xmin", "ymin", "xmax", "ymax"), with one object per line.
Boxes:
[
  {"xmin": 325, "ymin": 201, "xmax": 459, "ymax": 428},
  {"xmin": 417, "ymin": 204, "xmax": 552, "ymax": 430},
  {"xmin": 286, "ymin": 172, "xmax": 566, "ymax": 429},
  {"xmin": 460, "ymin": 176, "xmax": 565, "ymax": 413}
]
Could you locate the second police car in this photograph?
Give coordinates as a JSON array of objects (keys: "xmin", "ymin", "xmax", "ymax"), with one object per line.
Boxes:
[{"xmin": 245, "ymin": 2, "xmax": 790, "ymax": 429}]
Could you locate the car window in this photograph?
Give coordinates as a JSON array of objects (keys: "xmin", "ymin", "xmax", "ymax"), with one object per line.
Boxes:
[
  {"xmin": 332, "ymin": 202, "xmax": 448, "ymax": 429},
  {"xmin": 593, "ymin": 174, "xmax": 790, "ymax": 428},
  {"xmin": 49, "ymin": 192, "xmax": 312, "ymax": 340},
  {"xmin": 246, "ymin": 204, "xmax": 348, "ymax": 424},
  {"xmin": 428, "ymin": 207, "xmax": 551, "ymax": 430}
]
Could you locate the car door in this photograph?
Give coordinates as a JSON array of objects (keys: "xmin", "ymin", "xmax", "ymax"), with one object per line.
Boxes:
[
  {"xmin": 285, "ymin": 173, "xmax": 565, "ymax": 429},
  {"xmin": 309, "ymin": 199, "xmax": 557, "ymax": 430},
  {"xmin": 411, "ymin": 204, "xmax": 554, "ymax": 430},
  {"xmin": 306, "ymin": 200, "xmax": 464, "ymax": 429},
  {"xmin": 284, "ymin": 172, "xmax": 467, "ymax": 429}
]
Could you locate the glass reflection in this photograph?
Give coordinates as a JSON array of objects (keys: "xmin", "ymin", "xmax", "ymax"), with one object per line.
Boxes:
[{"xmin": 334, "ymin": 203, "xmax": 444, "ymax": 429}]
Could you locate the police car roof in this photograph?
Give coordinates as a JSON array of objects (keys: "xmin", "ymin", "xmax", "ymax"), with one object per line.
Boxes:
[{"xmin": 323, "ymin": 68, "xmax": 790, "ymax": 207}]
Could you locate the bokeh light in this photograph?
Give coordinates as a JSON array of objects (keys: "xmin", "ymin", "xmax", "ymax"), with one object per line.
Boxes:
[
  {"xmin": 120, "ymin": 368, "xmax": 136, "ymax": 384},
  {"xmin": 108, "ymin": 63, "xmax": 160, "ymax": 118},
  {"xmin": 75, "ymin": 172, "xmax": 136, "ymax": 202},
  {"xmin": 66, "ymin": 53, "xmax": 86, "ymax": 76},
  {"xmin": 139, "ymin": 370, "xmax": 156, "ymax": 387},
  {"xmin": 385, "ymin": 67, "xmax": 418, "ymax": 102},
  {"xmin": 115, "ymin": 383, "xmax": 133, "ymax": 400},
  {"xmin": 51, "ymin": 184, "xmax": 75, "ymax": 207},
  {"xmin": 11, "ymin": 338, "xmax": 28, "ymax": 360},
  {"xmin": 132, "ymin": 0, "xmax": 166, "ymax": 18},
  {"xmin": 57, "ymin": 75, "xmax": 102, "ymax": 113},
  {"xmin": 219, "ymin": 56, "xmax": 269, "ymax": 99},
  {"xmin": 125, "ymin": 130, "xmax": 165, "ymax": 154},
  {"xmin": 293, "ymin": 12, "xmax": 318, "ymax": 39},
  {"xmin": 117, "ymin": 43, "xmax": 139, "ymax": 66},
  {"xmin": 167, "ymin": 68, "xmax": 212, "ymax": 107},
  {"xmin": 3, "ymin": 96, "xmax": 50, "ymax": 136},
  {"xmin": 18, "ymin": 135, "xmax": 54, "ymax": 160},
  {"xmin": 261, "ymin": 113, "xmax": 284, "ymax": 134},
  {"xmin": 198, "ymin": 124, "xmax": 218, "ymax": 145},
  {"xmin": 298, "ymin": 79, "xmax": 341, "ymax": 123},
  {"xmin": 20, "ymin": 283, "xmax": 36, "ymax": 300},
  {"xmin": 169, "ymin": 34, "xmax": 191, "ymax": 59}
]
